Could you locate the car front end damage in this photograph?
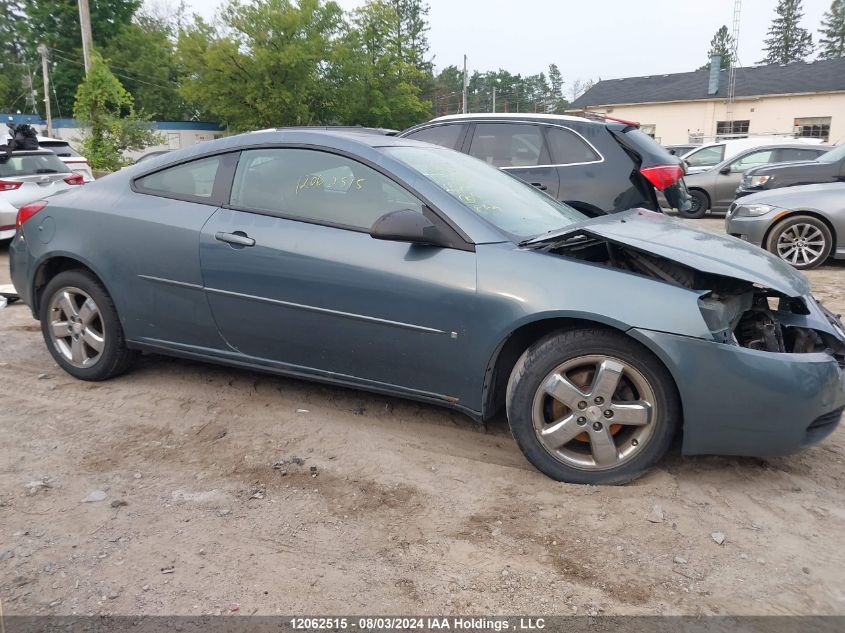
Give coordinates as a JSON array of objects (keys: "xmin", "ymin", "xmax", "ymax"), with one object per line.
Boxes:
[{"xmin": 525, "ymin": 210, "xmax": 845, "ymax": 457}]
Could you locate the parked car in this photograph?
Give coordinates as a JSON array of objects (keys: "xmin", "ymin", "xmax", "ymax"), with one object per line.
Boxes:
[
  {"xmin": 0, "ymin": 196, "xmax": 16, "ymax": 240},
  {"xmin": 37, "ymin": 136, "xmax": 95, "ymax": 182},
  {"xmin": 678, "ymin": 143, "xmax": 831, "ymax": 218},
  {"xmin": 681, "ymin": 137, "xmax": 825, "ymax": 174},
  {"xmin": 0, "ymin": 149, "xmax": 83, "ymax": 210},
  {"xmin": 736, "ymin": 143, "xmax": 845, "ymax": 198},
  {"xmin": 10, "ymin": 130, "xmax": 845, "ymax": 484},
  {"xmin": 664, "ymin": 144, "xmax": 699, "ymax": 156},
  {"xmin": 399, "ymin": 113, "xmax": 691, "ymax": 216},
  {"xmin": 725, "ymin": 182, "xmax": 845, "ymax": 270}
]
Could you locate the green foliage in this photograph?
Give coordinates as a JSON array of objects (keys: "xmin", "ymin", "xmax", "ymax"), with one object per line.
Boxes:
[
  {"xmin": 21, "ymin": 0, "xmax": 140, "ymax": 116},
  {"xmin": 698, "ymin": 25, "xmax": 735, "ymax": 70},
  {"xmin": 759, "ymin": 0, "xmax": 814, "ymax": 64},
  {"xmin": 818, "ymin": 0, "xmax": 845, "ymax": 59},
  {"xmin": 72, "ymin": 52, "xmax": 160, "ymax": 171},
  {"xmin": 101, "ymin": 14, "xmax": 189, "ymax": 119},
  {"xmin": 0, "ymin": 0, "xmax": 30, "ymax": 113},
  {"xmin": 177, "ymin": 0, "xmax": 345, "ymax": 131}
]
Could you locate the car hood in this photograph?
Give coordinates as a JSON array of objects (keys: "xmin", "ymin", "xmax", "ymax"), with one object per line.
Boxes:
[
  {"xmin": 526, "ymin": 209, "xmax": 810, "ymax": 297},
  {"xmin": 737, "ymin": 181, "xmax": 845, "ymax": 206}
]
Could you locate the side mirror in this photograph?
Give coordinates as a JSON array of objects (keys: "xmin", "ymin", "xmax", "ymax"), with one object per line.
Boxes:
[
  {"xmin": 719, "ymin": 166, "xmax": 732, "ymax": 175},
  {"xmin": 369, "ymin": 209, "xmax": 450, "ymax": 247}
]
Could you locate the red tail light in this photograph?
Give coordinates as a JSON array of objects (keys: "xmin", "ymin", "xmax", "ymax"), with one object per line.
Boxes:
[
  {"xmin": 0, "ymin": 180, "xmax": 22, "ymax": 191},
  {"xmin": 64, "ymin": 173, "xmax": 85, "ymax": 185},
  {"xmin": 640, "ymin": 165, "xmax": 684, "ymax": 191},
  {"xmin": 15, "ymin": 200, "xmax": 48, "ymax": 231}
]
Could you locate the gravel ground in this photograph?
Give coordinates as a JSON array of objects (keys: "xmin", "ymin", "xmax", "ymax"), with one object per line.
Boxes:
[{"xmin": 1, "ymin": 216, "xmax": 844, "ymax": 616}]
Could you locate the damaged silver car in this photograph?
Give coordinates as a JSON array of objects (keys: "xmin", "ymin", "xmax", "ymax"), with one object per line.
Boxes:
[{"xmin": 9, "ymin": 130, "xmax": 845, "ymax": 484}]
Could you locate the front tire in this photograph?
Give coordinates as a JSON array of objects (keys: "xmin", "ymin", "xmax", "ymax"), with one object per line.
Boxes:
[
  {"xmin": 765, "ymin": 215, "xmax": 832, "ymax": 270},
  {"xmin": 676, "ymin": 190, "xmax": 709, "ymax": 219},
  {"xmin": 506, "ymin": 328, "xmax": 680, "ymax": 485},
  {"xmin": 39, "ymin": 269, "xmax": 137, "ymax": 381}
]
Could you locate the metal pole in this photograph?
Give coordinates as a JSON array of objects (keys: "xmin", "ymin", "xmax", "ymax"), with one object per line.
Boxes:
[
  {"xmin": 37, "ymin": 44, "xmax": 53, "ymax": 137},
  {"xmin": 78, "ymin": 0, "xmax": 93, "ymax": 74},
  {"xmin": 462, "ymin": 55, "xmax": 468, "ymax": 114},
  {"xmin": 492, "ymin": 86, "xmax": 496, "ymax": 112}
]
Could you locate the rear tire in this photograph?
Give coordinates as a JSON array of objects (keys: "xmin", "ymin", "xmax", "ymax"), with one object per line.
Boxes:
[
  {"xmin": 765, "ymin": 215, "xmax": 832, "ymax": 270},
  {"xmin": 505, "ymin": 328, "xmax": 680, "ymax": 485},
  {"xmin": 676, "ymin": 190, "xmax": 709, "ymax": 219},
  {"xmin": 39, "ymin": 269, "xmax": 137, "ymax": 381}
]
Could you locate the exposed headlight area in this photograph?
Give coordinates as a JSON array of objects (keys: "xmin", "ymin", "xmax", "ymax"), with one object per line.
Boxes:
[
  {"xmin": 734, "ymin": 203, "xmax": 778, "ymax": 217},
  {"xmin": 700, "ymin": 288, "xmax": 845, "ymax": 364}
]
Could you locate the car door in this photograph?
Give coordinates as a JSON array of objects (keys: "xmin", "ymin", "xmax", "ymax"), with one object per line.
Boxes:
[
  {"xmin": 199, "ymin": 147, "xmax": 479, "ymax": 401},
  {"xmin": 466, "ymin": 122, "xmax": 560, "ymax": 198},
  {"xmin": 713, "ymin": 148, "xmax": 774, "ymax": 208},
  {"xmin": 115, "ymin": 153, "xmax": 238, "ymax": 349}
]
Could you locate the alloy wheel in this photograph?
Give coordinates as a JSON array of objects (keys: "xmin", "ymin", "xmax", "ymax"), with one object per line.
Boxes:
[
  {"xmin": 47, "ymin": 287, "xmax": 105, "ymax": 368},
  {"xmin": 776, "ymin": 223, "xmax": 827, "ymax": 267},
  {"xmin": 531, "ymin": 355, "xmax": 656, "ymax": 471}
]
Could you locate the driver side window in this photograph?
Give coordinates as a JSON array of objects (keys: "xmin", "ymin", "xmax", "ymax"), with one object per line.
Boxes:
[
  {"xmin": 730, "ymin": 149, "xmax": 774, "ymax": 172},
  {"xmin": 229, "ymin": 148, "xmax": 424, "ymax": 230}
]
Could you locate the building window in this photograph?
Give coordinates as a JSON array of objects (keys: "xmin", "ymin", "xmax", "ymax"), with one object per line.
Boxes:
[
  {"xmin": 794, "ymin": 117, "xmax": 831, "ymax": 142},
  {"xmin": 716, "ymin": 120, "xmax": 750, "ymax": 137}
]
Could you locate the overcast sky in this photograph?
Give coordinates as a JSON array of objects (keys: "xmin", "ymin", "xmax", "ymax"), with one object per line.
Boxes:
[{"xmin": 177, "ymin": 0, "xmax": 832, "ymax": 81}]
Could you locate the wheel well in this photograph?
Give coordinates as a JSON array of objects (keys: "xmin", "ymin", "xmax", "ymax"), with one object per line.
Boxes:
[
  {"xmin": 689, "ymin": 188, "xmax": 710, "ymax": 206},
  {"xmin": 32, "ymin": 257, "xmax": 97, "ymax": 313},
  {"xmin": 482, "ymin": 318, "xmax": 625, "ymax": 420},
  {"xmin": 762, "ymin": 210, "xmax": 838, "ymax": 250}
]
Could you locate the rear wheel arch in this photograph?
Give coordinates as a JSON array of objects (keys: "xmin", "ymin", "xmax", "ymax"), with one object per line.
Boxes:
[
  {"xmin": 481, "ymin": 316, "xmax": 682, "ymax": 423},
  {"xmin": 33, "ymin": 256, "xmax": 108, "ymax": 314}
]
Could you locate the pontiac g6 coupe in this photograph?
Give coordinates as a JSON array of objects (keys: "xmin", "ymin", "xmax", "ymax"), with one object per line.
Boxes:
[{"xmin": 9, "ymin": 130, "xmax": 845, "ymax": 484}]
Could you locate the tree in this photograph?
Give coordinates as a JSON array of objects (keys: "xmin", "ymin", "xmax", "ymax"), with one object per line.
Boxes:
[
  {"xmin": 759, "ymin": 0, "xmax": 814, "ymax": 64},
  {"xmin": 102, "ymin": 14, "xmax": 188, "ymax": 120},
  {"xmin": 818, "ymin": 0, "xmax": 845, "ymax": 59},
  {"xmin": 72, "ymin": 51, "xmax": 160, "ymax": 171},
  {"xmin": 698, "ymin": 25, "xmax": 735, "ymax": 70},
  {"xmin": 330, "ymin": 0, "xmax": 432, "ymax": 128},
  {"xmin": 568, "ymin": 78, "xmax": 596, "ymax": 103},
  {"xmin": 20, "ymin": 0, "xmax": 140, "ymax": 116},
  {"xmin": 177, "ymin": 0, "xmax": 345, "ymax": 131},
  {"xmin": 0, "ymin": 0, "xmax": 31, "ymax": 113}
]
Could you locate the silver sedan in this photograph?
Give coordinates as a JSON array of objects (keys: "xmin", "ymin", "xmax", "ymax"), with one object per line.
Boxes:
[{"xmin": 725, "ymin": 182, "xmax": 845, "ymax": 269}]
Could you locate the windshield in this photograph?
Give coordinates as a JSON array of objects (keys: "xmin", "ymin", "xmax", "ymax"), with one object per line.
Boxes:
[
  {"xmin": 385, "ymin": 146, "xmax": 586, "ymax": 239},
  {"xmin": 818, "ymin": 144, "xmax": 845, "ymax": 163},
  {"xmin": 0, "ymin": 153, "xmax": 70, "ymax": 177}
]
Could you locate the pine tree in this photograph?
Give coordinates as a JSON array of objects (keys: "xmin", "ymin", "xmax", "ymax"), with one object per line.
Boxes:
[
  {"xmin": 818, "ymin": 0, "xmax": 845, "ymax": 59},
  {"xmin": 699, "ymin": 26, "xmax": 735, "ymax": 70},
  {"xmin": 759, "ymin": 0, "xmax": 814, "ymax": 64}
]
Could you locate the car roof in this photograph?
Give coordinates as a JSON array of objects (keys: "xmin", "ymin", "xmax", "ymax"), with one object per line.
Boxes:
[
  {"xmin": 132, "ymin": 129, "xmax": 436, "ymax": 173},
  {"xmin": 428, "ymin": 112, "xmax": 598, "ymax": 125}
]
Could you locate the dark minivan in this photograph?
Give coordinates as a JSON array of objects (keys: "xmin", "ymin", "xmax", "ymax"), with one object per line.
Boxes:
[
  {"xmin": 400, "ymin": 113, "xmax": 691, "ymax": 216},
  {"xmin": 737, "ymin": 143, "xmax": 845, "ymax": 198}
]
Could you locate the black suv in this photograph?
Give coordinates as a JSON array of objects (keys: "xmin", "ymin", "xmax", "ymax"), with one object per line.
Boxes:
[
  {"xmin": 737, "ymin": 143, "xmax": 845, "ymax": 198},
  {"xmin": 399, "ymin": 114, "xmax": 691, "ymax": 215}
]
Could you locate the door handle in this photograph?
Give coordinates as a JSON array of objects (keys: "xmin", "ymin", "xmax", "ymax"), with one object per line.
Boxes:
[
  {"xmin": 530, "ymin": 182, "xmax": 548, "ymax": 191},
  {"xmin": 215, "ymin": 231, "xmax": 255, "ymax": 247}
]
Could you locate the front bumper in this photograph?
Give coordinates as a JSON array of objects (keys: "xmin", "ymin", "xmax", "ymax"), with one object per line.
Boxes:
[
  {"xmin": 724, "ymin": 204, "xmax": 779, "ymax": 247},
  {"xmin": 631, "ymin": 328, "xmax": 845, "ymax": 457}
]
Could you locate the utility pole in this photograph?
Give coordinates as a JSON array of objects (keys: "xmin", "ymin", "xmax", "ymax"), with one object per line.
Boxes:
[
  {"xmin": 461, "ymin": 54, "xmax": 468, "ymax": 114},
  {"xmin": 78, "ymin": 0, "xmax": 94, "ymax": 74},
  {"xmin": 492, "ymin": 86, "xmax": 496, "ymax": 113},
  {"xmin": 37, "ymin": 44, "xmax": 53, "ymax": 137}
]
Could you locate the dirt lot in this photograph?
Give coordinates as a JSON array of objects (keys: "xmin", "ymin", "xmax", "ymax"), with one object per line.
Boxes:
[{"xmin": 1, "ymin": 216, "xmax": 845, "ymax": 617}]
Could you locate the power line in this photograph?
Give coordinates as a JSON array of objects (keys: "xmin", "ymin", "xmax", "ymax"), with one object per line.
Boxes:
[{"xmin": 50, "ymin": 48, "xmax": 180, "ymax": 90}]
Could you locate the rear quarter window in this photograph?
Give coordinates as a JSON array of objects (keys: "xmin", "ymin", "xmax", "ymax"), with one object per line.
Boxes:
[
  {"xmin": 402, "ymin": 124, "xmax": 465, "ymax": 150},
  {"xmin": 0, "ymin": 153, "xmax": 70, "ymax": 177},
  {"xmin": 134, "ymin": 155, "xmax": 228, "ymax": 203},
  {"xmin": 546, "ymin": 127, "xmax": 601, "ymax": 164}
]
